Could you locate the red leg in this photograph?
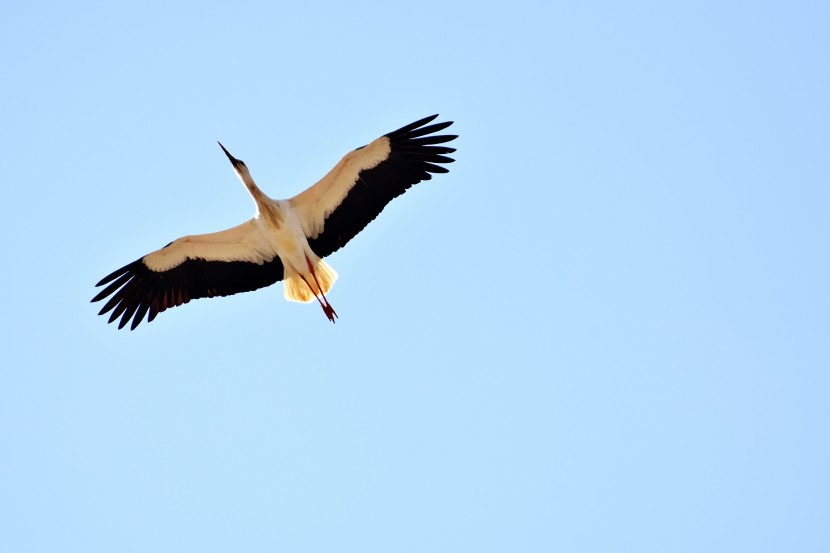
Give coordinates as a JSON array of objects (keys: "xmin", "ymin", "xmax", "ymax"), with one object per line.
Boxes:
[
  {"xmin": 306, "ymin": 256, "xmax": 338, "ymax": 322},
  {"xmin": 298, "ymin": 274, "xmax": 327, "ymax": 310},
  {"xmin": 299, "ymin": 266, "xmax": 337, "ymax": 323}
]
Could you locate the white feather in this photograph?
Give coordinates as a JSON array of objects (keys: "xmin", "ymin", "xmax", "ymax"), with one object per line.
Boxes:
[{"xmin": 142, "ymin": 219, "xmax": 278, "ymax": 272}]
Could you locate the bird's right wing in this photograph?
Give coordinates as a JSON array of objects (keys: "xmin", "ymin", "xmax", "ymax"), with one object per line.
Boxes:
[
  {"xmin": 92, "ymin": 219, "xmax": 284, "ymax": 330},
  {"xmin": 289, "ymin": 115, "xmax": 457, "ymax": 258}
]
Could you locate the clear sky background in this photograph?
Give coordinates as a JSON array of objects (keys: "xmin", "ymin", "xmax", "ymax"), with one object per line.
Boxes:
[{"xmin": 1, "ymin": 1, "xmax": 828, "ymax": 551}]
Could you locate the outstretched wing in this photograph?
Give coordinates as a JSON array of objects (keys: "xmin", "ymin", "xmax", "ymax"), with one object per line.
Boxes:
[
  {"xmin": 92, "ymin": 219, "xmax": 284, "ymax": 330},
  {"xmin": 289, "ymin": 114, "xmax": 457, "ymax": 258}
]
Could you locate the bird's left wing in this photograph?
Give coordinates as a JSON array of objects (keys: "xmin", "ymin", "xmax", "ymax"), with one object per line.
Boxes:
[
  {"xmin": 289, "ymin": 115, "xmax": 457, "ymax": 258},
  {"xmin": 92, "ymin": 219, "xmax": 284, "ymax": 330}
]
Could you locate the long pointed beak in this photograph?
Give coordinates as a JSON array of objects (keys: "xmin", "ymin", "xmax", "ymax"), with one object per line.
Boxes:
[{"xmin": 217, "ymin": 141, "xmax": 242, "ymax": 167}]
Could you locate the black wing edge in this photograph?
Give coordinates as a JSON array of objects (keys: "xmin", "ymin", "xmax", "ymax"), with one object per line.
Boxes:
[
  {"xmin": 91, "ymin": 256, "xmax": 284, "ymax": 330},
  {"xmin": 307, "ymin": 114, "xmax": 458, "ymax": 257}
]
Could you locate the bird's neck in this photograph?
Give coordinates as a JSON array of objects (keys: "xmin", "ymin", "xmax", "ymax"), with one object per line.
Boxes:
[
  {"xmin": 235, "ymin": 167, "xmax": 283, "ymax": 226},
  {"xmin": 246, "ymin": 182, "xmax": 283, "ymax": 227}
]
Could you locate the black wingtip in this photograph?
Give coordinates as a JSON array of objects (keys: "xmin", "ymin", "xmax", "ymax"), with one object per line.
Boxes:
[{"xmin": 388, "ymin": 115, "xmax": 443, "ymax": 137}]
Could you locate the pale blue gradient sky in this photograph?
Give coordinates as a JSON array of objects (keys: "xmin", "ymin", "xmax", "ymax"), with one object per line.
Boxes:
[{"xmin": 1, "ymin": 1, "xmax": 829, "ymax": 552}]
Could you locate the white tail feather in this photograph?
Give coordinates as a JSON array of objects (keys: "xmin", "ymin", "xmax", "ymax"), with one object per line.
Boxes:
[{"xmin": 283, "ymin": 257, "xmax": 338, "ymax": 303}]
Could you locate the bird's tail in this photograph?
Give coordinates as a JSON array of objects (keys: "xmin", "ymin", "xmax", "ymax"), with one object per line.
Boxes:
[{"xmin": 283, "ymin": 256, "xmax": 338, "ymax": 303}]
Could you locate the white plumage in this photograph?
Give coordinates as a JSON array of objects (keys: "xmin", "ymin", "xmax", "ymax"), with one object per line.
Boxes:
[
  {"xmin": 141, "ymin": 220, "xmax": 277, "ymax": 272},
  {"xmin": 92, "ymin": 115, "xmax": 457, "ymax": 329}
]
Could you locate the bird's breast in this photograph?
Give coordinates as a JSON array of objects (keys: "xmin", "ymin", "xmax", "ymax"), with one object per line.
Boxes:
[{"xmin": 262, "ymin": 200, "xmax": 312, "ymax": 267}]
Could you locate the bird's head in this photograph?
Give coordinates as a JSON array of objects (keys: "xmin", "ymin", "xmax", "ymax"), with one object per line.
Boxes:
[
  {"xmin": 217, "ymin": 142, "xmax": 257, "ymax": 189},
  {"xmin": 218, "ymin": 141, "xmax": 246, "ymax": 170}
]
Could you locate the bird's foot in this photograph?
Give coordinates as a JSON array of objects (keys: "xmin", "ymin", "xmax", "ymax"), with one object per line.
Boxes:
[{"xmin": 322, "ymin": 303, "xmax": 338, "ymax": 323}]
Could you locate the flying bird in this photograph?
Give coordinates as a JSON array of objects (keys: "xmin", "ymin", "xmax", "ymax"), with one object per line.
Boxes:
[{"xmin": 92, "ymin": 115, "xmax": 457, "ymax": 330}]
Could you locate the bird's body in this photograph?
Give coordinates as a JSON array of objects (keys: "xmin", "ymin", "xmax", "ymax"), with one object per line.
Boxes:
[{"xmin": 92, "ymin": 115, "xmax": 457, "ymax": 329}]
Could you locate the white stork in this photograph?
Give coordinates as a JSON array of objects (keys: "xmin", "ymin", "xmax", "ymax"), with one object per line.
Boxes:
[{"xmin": 92, "ymin": 115, "xmax": 457, "ymax": 330}]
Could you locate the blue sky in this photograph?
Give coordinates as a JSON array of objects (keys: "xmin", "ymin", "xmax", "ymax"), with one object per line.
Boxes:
[{"xmin": 1, "ymin": 1, "xmax": 828, "ymax": 551}]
